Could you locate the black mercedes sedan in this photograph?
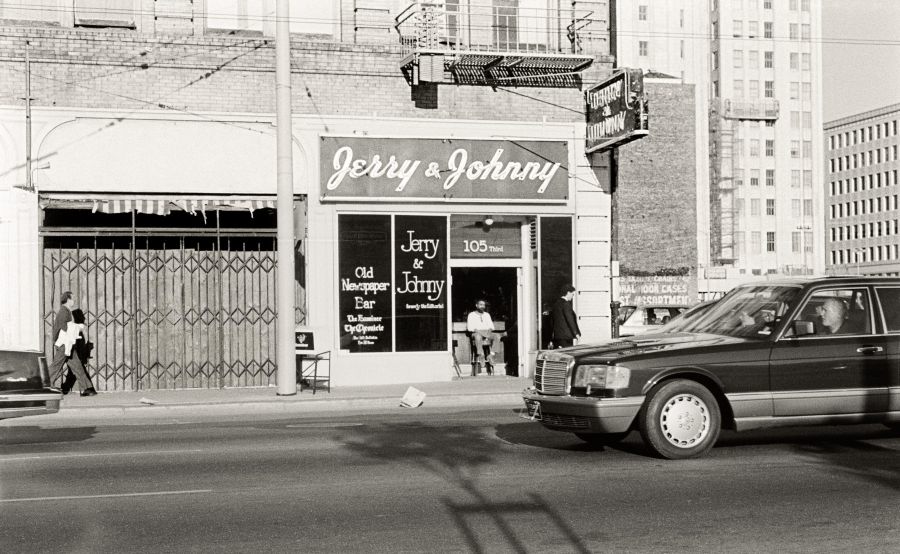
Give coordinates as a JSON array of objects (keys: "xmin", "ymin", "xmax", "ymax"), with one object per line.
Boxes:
[{"xmin": 523, "ymin": 277, "xmax": 900, "ymax": 459}]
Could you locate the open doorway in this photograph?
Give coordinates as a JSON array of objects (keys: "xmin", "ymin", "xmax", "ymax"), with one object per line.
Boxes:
[{"xmin": 451, "ymin": 267, "xmax": 519, "ymax": 376}]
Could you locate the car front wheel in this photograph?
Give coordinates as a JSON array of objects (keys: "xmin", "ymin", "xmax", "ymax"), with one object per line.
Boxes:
[{"xmin": 638, "ymin": 379, "xmax": 721, "ymax": 460}]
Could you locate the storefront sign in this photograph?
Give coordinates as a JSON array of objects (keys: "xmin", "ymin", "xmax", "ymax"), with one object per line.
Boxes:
[
  {"xmin": 394, "ymin": 216, "xmax": 448, "ymax": 352},
  {"xmin": 338, "ymin": 215, "xmax": 392, "ymax": 352},
  {"xmin": 294, "ymin": 327, "xmax": 315, "ymax": 352},
  {"xmin": 320, "ymin": 137, "xmax": 569, "ymax": 202},
  {"xmin": 585, "ymin": 69, "xmax": 649, "ymax": 154},
  {"xmin": 450, "ymin": 216, "xmax": 522, "ymax": 259},
  {"xmin": 618, "ymin": 276, "xmax": 696, "ymax": 306}
]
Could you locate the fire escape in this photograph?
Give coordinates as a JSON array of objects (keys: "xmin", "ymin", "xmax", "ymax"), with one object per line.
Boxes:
[
  {"xmin": 710, "ymin": 98, "xmax": 780, "ymax": 265},
  {"xmin": 394, "ymin": 1, "xmax": 604, "ymax": 88}
]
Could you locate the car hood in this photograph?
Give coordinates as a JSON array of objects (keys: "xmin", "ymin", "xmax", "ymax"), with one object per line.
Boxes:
[{"xmin": 551, "ymin": 332, "xmax": 757, "ymax": 362}]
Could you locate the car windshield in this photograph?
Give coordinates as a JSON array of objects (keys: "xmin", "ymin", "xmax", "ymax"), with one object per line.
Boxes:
[{"xmin": 675, "ymin": 284, "xmax": 803, "ymax": 339}]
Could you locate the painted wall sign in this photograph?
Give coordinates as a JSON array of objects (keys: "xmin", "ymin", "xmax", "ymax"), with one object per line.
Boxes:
[
  {"xmin": 338, "ymin": 215, "xmax": 392, "ymax": 352},
  {"xmin": 585, "ymin": 69, "xmax": 649, "ymax": 154},
  {"xmin": 450, "ymin": 216, "xmax": 522, "ymax": 259},
  {"xmin": 618, "ymin": 276, "xmax": 697, "ymax": 306},
  {"xmin": 320, "ymin": 137, "xmax": 569, "ymax": 202},
  {"xmin": 394, "ymin": 216, "xmax": 448, "ymax": 352}
]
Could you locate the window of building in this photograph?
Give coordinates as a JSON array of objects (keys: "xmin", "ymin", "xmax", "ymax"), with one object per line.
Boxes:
[
  {"xmin": 749, "ymin": 80, "xmax": 759, "ymax": 98},
  {"xmin": 748, "ymin": 21, "xmax": 758, "ymax": 38},
  {"xmin": 791, "ymin": 141, "xmax": 800, "ymax": 158},
  {"xmin": 763, "ymin": 80, "xmax": 773, "ymax": 98},
  {"xmin": 766, "ymin": 199, "xmax": 775, "ymax": 215},
  {"xmin": 734, "ymin": 169, "xmax": 744, "ymax": 187},
  {"xmin": 802, "ymin": 111, "xmax": 811, "ymax": 128},
  {"xmin": 790, "ymin": 53, "xmax": 799, "ymax": 70},
  {"xmin": 734, "ymin": 79, "xmax": 744, "ymax": 97},
  {"xmin": 734, "ymin": 50, "xmax": 743, "ymax": 68},
  {"xmin": 802, "ymin": 0, "xmax": 810, "ymax": 11},
  {"xmin": 751, "ymin": 198, "xmax": 761, "ymax": 215},
  {"xmin": 766, "ymin": 232, "xmax": 776, "ymax": 252},
  {"xmin": 802, "ymin": 53, "xmax": 811, "ymax": 71},
  {"xmin": 803, "ymin": 199, "xmax": 813, "ymax": 217},
  {"xmin": 790, "ymin": 0, "xmax": 798, "ymax": 9},
  {"xmin": 789, "ymin": 23, "xmax": 798, "ymax": 40},
  {"xmin": 764, "ymin": 51, "xmax": 774, "ymax": 68},
  {"xmin": 792, "ymin": 199, "xmax": 801, "ymax": 218},
  {"xmin": 639, "ymin": 41, "xmax": 649, "ymax": 56},
  {"xmin": 639, "ymin": 5, "xmax": 648, "ymax": 20},
  {"xmin": 803, "ymin": 141, "xmax": 812, "ymax": 158},
  {"xmin": 801, "ymin": 24, "xmax": 811, "ymax": 40},
  {"xmin": 751, "ymin": 169, "xmax": 760, "ymax": 185},
  {"xmin": 749, "ymin": 50, "xmax": 759, "ymax": 69},
  {"xmin": 791, "ymin": 111, "xmax": 800, "ymax": 128},
  {"xmin": 751, "ymin": 232, "xmax": 761, "ymax": 254},
  {"xmin": 680, "ymin": 40, "xmax": 685, "ymax": 59},
  {"xmin": 764, "ymin": 0, "xmax": 772, "ymax": 8},
  {"xmin": 765, "ymin": 141, "xmax": 775, "ymax": 157},
  {"xmin": 0, "ymin": 0, "xmax": 60, "ymax": 23},
  {"xmin": 680, "ymin": 9, "xmax": 684, "ymax": 28},
  {"xmin": 733, "ymin": 20, "xmax": 743, "ymax": 37},
  {"xmin": 764, "ymin": 21, "xmax": 773, "ymax": 38},
  {"xmin": 803, "ymin": 170, "xmax": 812, "ymax": 188}
]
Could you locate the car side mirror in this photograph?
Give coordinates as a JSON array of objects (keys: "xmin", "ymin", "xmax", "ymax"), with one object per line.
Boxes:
[{"xmin": 789, "ymin": 320, "xmax": 816, "ymax": 337}]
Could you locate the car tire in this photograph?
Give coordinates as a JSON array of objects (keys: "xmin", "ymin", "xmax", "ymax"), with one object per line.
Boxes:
[
  {"xmin": 638, "ymin": 379, "xmax": 721, "ymax": 460},
  {"xmin": 574, "ymin": 431, "xmax": 629, "ymax": 446}
]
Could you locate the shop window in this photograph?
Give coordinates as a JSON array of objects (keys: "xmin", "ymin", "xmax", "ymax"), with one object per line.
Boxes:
[
  {"xmin": 337, "ymin": 214, "xmax": 448, "ymax": 354},
  {"xmin": 337, "ymin": 215, "xmax": 394, "ymax": 353}
]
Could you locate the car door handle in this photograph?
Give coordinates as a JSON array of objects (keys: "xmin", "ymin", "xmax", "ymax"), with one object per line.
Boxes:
[{"xmin": 856, "ymin": 346, "xmax": 884, "ymax": 354}]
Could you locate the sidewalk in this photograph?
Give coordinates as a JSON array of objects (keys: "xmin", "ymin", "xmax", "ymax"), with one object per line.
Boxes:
[{"xmin": 28, "ymin": 375, "xmax": 532, "ymax": 422}]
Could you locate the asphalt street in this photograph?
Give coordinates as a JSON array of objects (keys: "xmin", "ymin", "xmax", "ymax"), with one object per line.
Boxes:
[{"xmin": 1, "ymin": 406, "xmax": 899, "ymax": 553}]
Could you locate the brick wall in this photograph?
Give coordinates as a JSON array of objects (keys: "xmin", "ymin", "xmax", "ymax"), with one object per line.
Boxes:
[
  {"xmin": 615, "ymin": 81, "xmax": 698, "ymax": 275},
  {"xmin": 0, "ymin": 25, "xmax": 603, "ymax": 123}
]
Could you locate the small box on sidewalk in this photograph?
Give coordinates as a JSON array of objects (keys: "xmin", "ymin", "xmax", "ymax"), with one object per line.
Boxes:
[{"xmin": 400, "ymin": 386, "xmax": 426, "ymax": 408}]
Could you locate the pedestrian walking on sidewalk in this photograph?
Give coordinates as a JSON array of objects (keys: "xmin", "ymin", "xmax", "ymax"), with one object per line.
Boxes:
[
  {"xmin": 48, "ymin": 291, "xmax": 97, "ymax": 397},
  {"xmin": 551, "ymin": 284, "xmax": 580, "ymax": 348},
  {"xmin": 60, "ymin": 308, "xmax": 95, "ymax": 395}
]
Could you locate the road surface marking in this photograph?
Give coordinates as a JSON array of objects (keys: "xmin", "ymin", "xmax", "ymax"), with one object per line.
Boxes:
[
  {"xmin": 284, "ymin": 423, "xmax": 364, "ymax": 428},
  {"xmin": 1, "ymin": 449, "xmax": 204, "ymax": 461},
  {"xmin": 0, "ymin": 489, "xmax": 213, "ymax": 503}
]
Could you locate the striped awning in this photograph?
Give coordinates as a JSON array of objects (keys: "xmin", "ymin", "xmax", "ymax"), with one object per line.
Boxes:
[{"xmin": 40, "ymin": 195, "xmax": 277, "ymax": 217}]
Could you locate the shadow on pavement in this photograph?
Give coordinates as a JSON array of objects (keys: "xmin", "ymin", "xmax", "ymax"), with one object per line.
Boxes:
[
  {"xmin": 0, "ymin": 425, "xmax": 97, "ymax": 445},
  {"xmin": 337, "ymin": 421, "xmax": 591, "ymax": 553}
]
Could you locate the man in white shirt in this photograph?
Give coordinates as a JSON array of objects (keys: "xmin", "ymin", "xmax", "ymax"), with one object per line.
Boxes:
[{"xmin": 466, "ymin": 299, "xmax": 495, "ymax": 376}]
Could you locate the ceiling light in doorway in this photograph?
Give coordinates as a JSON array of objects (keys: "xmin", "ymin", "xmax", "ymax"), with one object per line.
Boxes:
[{"xmin": 483, "ymin": 215, "xmax": 494, "ymax": 227}]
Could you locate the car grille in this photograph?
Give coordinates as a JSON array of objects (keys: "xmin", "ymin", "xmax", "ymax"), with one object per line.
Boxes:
[
  {"xmin": 534, "ymin": 355, "xmax": 571, "ymax": 395},
  {"xmin": 540, "ymin": 412, "xmax": 590, "ymax": 429}
]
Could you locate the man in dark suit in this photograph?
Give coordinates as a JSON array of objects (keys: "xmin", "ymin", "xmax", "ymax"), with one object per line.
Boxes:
[
  {"xmin": 47, "ymin": 291, "xmax": 96, "ymax": 396},
  {"xmin": 551, "ymin": 284, "xmax": 580, "ymax": 348}
]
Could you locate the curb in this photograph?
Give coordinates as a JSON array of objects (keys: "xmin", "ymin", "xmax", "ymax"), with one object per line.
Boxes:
[{"xmin": 15, "ymin": 392, "xmax": 526, "ymax": 424}]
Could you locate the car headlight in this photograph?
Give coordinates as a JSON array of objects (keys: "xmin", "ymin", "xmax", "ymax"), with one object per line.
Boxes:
[{"xmin": 572, "ymin": 365, "xmax": 631, "ymax": 393}]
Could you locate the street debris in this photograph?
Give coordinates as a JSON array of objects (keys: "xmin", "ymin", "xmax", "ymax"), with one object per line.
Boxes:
[{"xmin": 399, "ymin": 386, "xmax": 426, "ymax": 408}]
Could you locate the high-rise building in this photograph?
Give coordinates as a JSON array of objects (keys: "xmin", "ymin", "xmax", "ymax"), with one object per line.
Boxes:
[
  {"xmin": 614, "ymin": 0, "xmax": 825, "ymax": 289},
  {"xmin": 824, "ymin": 104, "xmax": 900, "ymax": 276}
]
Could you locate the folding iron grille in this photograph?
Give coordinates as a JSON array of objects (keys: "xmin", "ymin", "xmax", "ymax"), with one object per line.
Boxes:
[
  {"xmin": 41, "ymin": 234, "xmax": 306, "ymax": 391},
  {"xmin": 533, "ymin": 356, "xmax": 569, "ymax": 395}
]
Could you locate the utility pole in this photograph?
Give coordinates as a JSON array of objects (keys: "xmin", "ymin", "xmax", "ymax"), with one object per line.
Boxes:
[
  {"xmin": 25, "ymin": 40, "xmax": 32, "ymax": 192},
  {"xmin": 275, "ymin": 0, "xmax": 297, "ymax": 395}
]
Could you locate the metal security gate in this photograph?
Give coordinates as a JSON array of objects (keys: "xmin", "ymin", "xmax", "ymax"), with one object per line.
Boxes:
[{"xmin": 41, "ymin": 208, "xmax": 305, "ymax": 391}]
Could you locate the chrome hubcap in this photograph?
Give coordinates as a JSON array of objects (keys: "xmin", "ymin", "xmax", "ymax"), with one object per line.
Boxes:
[{"xmin": 659, "ymin": 393, "xmax": 710, "ymax": 448}]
